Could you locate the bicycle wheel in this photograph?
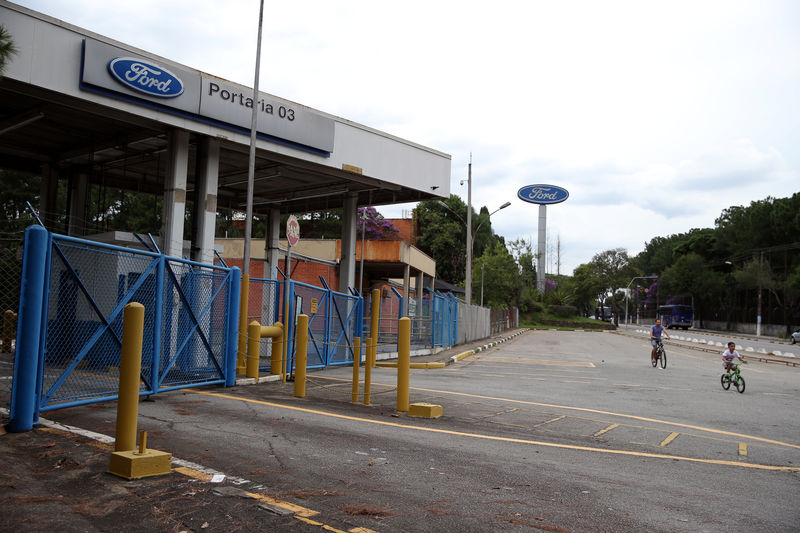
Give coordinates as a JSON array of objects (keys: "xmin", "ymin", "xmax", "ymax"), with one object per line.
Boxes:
[
  {"xmin": 659, "ymin": 348, "xmax": 667, "ymax": 369},
  {"xmin": 721, "ymin": 374, "xmax": 731, "ymax": 390},
  {"xmin": 735, "ymin": 375, "xmax": 746, "ymax": 394}
]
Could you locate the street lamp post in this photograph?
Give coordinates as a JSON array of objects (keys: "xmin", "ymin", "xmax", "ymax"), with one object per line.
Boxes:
[
  {"xmin": 438, "ymin": 200, "xmax": 511, "ymax": 305},
  {"xmin": 625, "ymin": 275, "xmax": 658, "ymax": 326}
]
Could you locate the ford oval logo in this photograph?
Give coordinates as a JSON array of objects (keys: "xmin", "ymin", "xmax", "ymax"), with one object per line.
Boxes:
[
  {"xmin": 108, "ymin": 57, "xmax": 184, "ymax": 98},
  {"xmin": 517, "ymin": 184, "xmax": 569, "ymax": 205}
]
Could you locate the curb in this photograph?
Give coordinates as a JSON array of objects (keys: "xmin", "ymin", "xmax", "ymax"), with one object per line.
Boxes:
[
  {"xmin": 448, "ymin": 329, "xmax": 528, "ymax": 364},
  {"xmin": 616, "ymin": 329, "xmax": 800, "ymax": 368}
]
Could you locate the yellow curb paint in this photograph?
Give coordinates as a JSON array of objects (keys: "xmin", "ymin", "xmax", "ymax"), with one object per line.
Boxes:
[
  {"xmin": 659, "ymin": 432, "xmax": 680, "ymax": 448},
  {"xmin": 189, "ymin": 389, "xmax": 799, "ymax": 473},
  {"xmin": 594, "ymin": 423, "xmax": 619, "ymax": 437},
  {"xmin": 454, "ymin": 350, "xmax": 473, "ymax": 361},
  {"xmin": 174, "ymin": 465, "xmax": 319, "ymax": 517}
]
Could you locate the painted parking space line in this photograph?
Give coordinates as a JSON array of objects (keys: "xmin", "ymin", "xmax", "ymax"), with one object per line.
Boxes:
[
  {"xmin": 593, "ymin": 423, "xmax": 619, "ymax": 437},
  {"xmin": 659, "ymin": 432, "xmax": 680, "ymax": 448},
  {"xmin": 189, "ymin": 389, "xmax": 799, "ymax": 473},
  {"xmin": 534, "ymin": 415, "xmax": 565, "ymax": 427}
]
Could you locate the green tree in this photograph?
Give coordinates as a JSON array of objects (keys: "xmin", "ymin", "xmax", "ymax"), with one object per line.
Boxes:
[
  {"xmin": 0, "ymin": 25, "xmax": 17, "ymax": 77},
  {"xmin": 414, "ymin": 196, "xmax": 469, "ymax": 284},
  {"xmin": 472, "ymin": 241, "xmax": 519, "ymax": 307},
  {"xmin": 658, "ymin": 252, "xmax": 725, "ymax": 327}
]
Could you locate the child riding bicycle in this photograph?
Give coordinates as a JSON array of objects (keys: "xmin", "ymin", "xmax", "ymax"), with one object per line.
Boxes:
[{"xmin": 721, "ymin": 341, "xmax": 746, "ymax": 371}]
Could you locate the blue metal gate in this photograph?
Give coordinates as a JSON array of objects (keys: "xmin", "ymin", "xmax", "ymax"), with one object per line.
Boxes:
[
  {"xmin": 285, "ymin": 280, "xmax": 363, "ymax": 371},
  {"xmin": 9, "ymin": 227, "xmax": 240, "ymax": 429}
]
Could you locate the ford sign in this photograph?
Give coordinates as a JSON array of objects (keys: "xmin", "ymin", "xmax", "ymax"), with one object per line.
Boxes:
[
  {"xmin": 108, "ymin": 57, "xmax": 184, "ymax": 98},
  {"xmin": 517, "ymin": 184, "xmax": 569, "ymax": 205}
]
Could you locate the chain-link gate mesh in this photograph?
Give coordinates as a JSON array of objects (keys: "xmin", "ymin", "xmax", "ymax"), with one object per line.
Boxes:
[
  {"xmin": 248, "ymin": 277, "xmax": 280, "ymax": 372},
  {"xmin": 41, "ymin": 238, "xmax": 157, "ymax": 407},
  {"xmin": 0, "ymin": 233, "xmax": 24, "ymax": 410},
  {"xmin": 158, "ymin": 259, "xmax": 230, "ymax": 389},
  {"xmin": 292, "ymin": 281, "xmax": 329, "ymax": 369}
]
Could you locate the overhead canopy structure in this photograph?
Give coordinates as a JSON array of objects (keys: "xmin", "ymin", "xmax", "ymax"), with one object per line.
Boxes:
[{"xmin": 0, "ymin": 1, "xmax": 450, "ymax": 291}]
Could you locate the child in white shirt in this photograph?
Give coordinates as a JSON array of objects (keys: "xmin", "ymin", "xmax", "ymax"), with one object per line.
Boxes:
[{"xmin": 721, "ymin": 341, "xmax": 745, "ymax": 372}]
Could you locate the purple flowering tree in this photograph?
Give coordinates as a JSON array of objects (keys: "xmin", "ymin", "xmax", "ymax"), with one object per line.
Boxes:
[{"xmin": 357, "ymin": 207, "xmax": 400, "ymax": 240}]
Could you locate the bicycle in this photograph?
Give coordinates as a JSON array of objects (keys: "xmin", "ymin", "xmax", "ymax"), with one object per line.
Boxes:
[
  {"xmin": 720, "ymin": 362, "xmax": 745, "ymax": 393},
  {"xmin": 651, "ymin": 340, "xmax": 667, "ymax": 369}
]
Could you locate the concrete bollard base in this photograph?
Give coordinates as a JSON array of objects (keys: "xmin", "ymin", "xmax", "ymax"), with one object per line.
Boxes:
[
  {"xmin": 408, "ymin": 403, "xmax": 443, "ymax": 418},
  {"xmin": 109, "ymin": 449, "xmax": 172, "ymax": 480}
]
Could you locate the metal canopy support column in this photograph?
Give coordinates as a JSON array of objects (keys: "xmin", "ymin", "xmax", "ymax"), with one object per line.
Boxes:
[
  {"xmin": 162, "ymin": 129, "xmax": 189, "ymax": 258},
  {"xmin": 265, "ymin": 209, "xmax": 281, "ymax": 280},
  {"xmin": 191, "ymin": 136, "xmax": 219, "ymax": 264},
  {"xmin": 68, "ymin": 172, "xmax": 88, "ymax": 236},
  {"xmin": 339, "ymin": 193, "xmax": 358, "ymax": 294}
]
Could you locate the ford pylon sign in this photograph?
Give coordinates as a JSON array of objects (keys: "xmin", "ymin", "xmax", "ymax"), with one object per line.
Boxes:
[
  {"xmin": 108, "ymin": 57, "xmax": 185, "ymax": 98},
  {"xmin": 517, "ymin": 184, "xmax": 569, "ymax": 205}
]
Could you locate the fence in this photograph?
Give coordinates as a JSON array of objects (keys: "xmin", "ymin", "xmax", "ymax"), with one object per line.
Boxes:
[
  {"xmin": 0, "ymin": 233, "xmax": 23, "ymax": 411},
  {"xmin": 8, "ymin": 226, "xmax": 240, "ymax": 430},
  {"xmin": 365, "ymin": 290, "xmax": 458, "ymax": 355}
]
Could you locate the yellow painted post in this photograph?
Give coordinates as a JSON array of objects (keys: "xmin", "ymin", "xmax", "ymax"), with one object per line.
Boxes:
[
  {"xmin": 363, "ymin": 337, "xmax": 373, "ymax": 406},
  {"xmin": 246, "ymin": 320, "xmax": 261, "ymax": 379},
  {"xmin": 370, "ymin": 289, "xmax": 380, "ymax": 367},
  {"xmin": 351, "ymin": 337, "xmax": 361, "ymax": 402},
  {"xmin": 294, "ymin": 314, "xmax": 309, "ymax": 398},
  {"xmin": 270, "ymin": 321, "xmax": 283, "ymax": 375},
  {"xmin": 237, "ymin": 274, "xmax": 250, "ymax": 374},
  {"xmin": 397, "ymin": 316, "xmax": 410, "ymax": 412},
  {"xmin": 2, "ymin": 310, "xmax": 15, "ymax": 352},
  {"xmin": 115, "ymin": 302, "xmax": 145, "ymax": 452}
]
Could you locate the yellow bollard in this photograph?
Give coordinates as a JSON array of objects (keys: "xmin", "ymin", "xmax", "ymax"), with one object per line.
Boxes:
[
  {"xmin": 109, "ymin": 302, "xmax": 171, "ymax": 479},
  {"xmin": 237, "ymin": 274, "xmax": 250, "ymax": 374},
  {"xmin": 246, "ymin": 320, "xmax": 261, "ymax": 379},
  {"xmin": 397, "ymin": 316, "xmax": 410, "ymax": 412},
  {"xmin": 294, "ymin": 314, "xmax": 309, "ymax": 398},
  {"xmin": 115, "ymin": 302, "xmax": 145, "ymax": 452},
  {"xmin": 351, "ymin": 337, "xmax": 361, "ymax": 403},
  {"xmin": 363, "ymin": 337, "xmax": 373, "ymax": 406},
  {"xmin": 2, "ymin": 310, "xmax": 16, "ymax": 353},
  {"xmin": 270, "ymin": 321, "xmax": 284, "ymax": 375}
]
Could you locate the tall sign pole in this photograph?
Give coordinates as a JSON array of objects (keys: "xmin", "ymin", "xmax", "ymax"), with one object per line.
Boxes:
[
  {"xmin": 517, "ymin": 184, "xmax": 570, "ymax": 294},
  {"xmin": 465, "ymin": 154, "xmax": 473, "ymax": 305},
  {"xmin": 537, "ymin": 204, "xmax": 547, "ymax": 293}
]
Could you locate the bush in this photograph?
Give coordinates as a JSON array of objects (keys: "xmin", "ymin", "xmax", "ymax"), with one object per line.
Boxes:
[
  {"xmin": 547, "ymin": 304, "xmax": 577, "ymax": 318},
  {"xmin": 527, "ymin": 301, "xmax": 545, "ymax": 314}
]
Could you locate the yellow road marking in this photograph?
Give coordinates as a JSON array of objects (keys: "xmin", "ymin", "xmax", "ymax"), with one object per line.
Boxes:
[
  {"xmin": 659, "ymin": 432, "xmax": 680, "ymax": 448},
  {"xmin": 739, "ymin": 443, "xmax": 748, "ymax": 456},
  {"xmin": 174, "ymin": 465, "xmax": 319, "ymax": 518},
  {"xmin": 594, "ymin": 423, "xmax": 619, "ymax": 437},
  {"xmin": 534, "ymin": 415, "xmax": 565, "ymax": 427},
  {"xmin": 189, "ymin": 389, "xmax": 798, "ymax": 472}
]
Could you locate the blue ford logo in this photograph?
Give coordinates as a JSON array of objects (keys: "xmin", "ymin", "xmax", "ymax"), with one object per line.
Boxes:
[
  {"xmin": 108, "ymin": 57, "xmax": 184, "ymax": 98},
  {"xmin": 517, "ymin": 184, "xmax": 569, "ymax": 205}
]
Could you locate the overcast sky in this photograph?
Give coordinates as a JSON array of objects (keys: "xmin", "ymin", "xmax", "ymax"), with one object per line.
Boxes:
[{"xmin": 13, "ymin": 0, "xmax": 800, "ymax": 274}]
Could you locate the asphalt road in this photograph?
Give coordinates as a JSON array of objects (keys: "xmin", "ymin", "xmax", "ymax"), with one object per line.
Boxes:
[{"xmin": 19, "ymin": 330, "xmax": 800, "ymax": 532}]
